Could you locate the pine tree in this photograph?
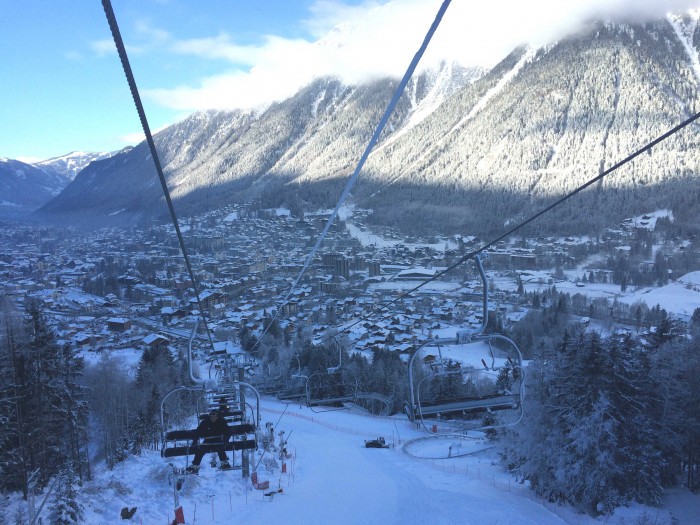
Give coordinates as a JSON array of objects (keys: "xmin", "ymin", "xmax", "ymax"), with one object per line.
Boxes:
[
  {"xmin": 607, "ymin": 334, "xmax": 663, "ymax": 505},
  {"xmin": 501, "ymin": 329, "xmax": 666, "ymax": 514},
  {"xmin": 55, "ymin": 342, "xmax": 90, "ymax": 482},
  {"xmin": 499, "ymin": 339, "xmax": 560, "ymax": 493},
  {"xmin": 84, "ymin": 357, "xmax": 134, "ymax": 469},
  {"xmin": 495, "ymin": 366, "xmax": 514, "ymax": 393},
  {"xmin": 0, "ymin": 300, "xmax": 90, "ymax": 495},
  {"xmin": 0, "ymin": 297, "xmax": 28, "ymax": 494},
  {"xmin": 49, "ymin": 462, "xmax": 84, "ymax": 525},
  {"xmin": 651, "ymin": 337, "xmax": 700, "ymax": 489}
]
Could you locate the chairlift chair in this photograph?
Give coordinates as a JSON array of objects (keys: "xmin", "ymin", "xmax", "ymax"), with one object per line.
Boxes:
[
  {"xmin": 160, "ymin": 377, "xmax": 262, "ymax": 475},
  {"xmin": 404, "ymin": 256, "xmax": 525, "ymax": 433},
  {"xmin": 305, "ymin": 372, "xmax": 359, "ymax": 412},
  {"xmin": 302, "ymin": 336, "xmax": 360, "ymax": 411},
  {"xmin": 275, "ymin": 354, "xmax": 306, "ymax": 401}
]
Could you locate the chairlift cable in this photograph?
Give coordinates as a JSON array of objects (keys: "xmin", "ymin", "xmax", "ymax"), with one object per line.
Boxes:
[
  {"xmin": 101, "ymin": 0, "xmax": 217, "ymax": 353},
  {"xmin": 251, "ymin": 0, "xmax": 453, "ymax": 350},
  {"xmin": 102, "ymin": 0, "xmax": 700, "ymax": 360},
  {"xmin": 318, "ymin": 109, "xmax": 700, "ymax": 345}
]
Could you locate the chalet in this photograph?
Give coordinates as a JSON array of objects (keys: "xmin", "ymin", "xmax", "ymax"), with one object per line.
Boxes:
[
  {"xmin": 143, "ymin": 333, "xmax": 170, "ymax": 350},
  {"xmin": 73, "ymin": 333, "xmax": 94, "ymax": 351},
  {"xmin": 107, "ymin": 317, "xmax": 131, "ymax": 332},
  {"xmin": 211, "ymin": 341, "xmax": 248, "ymax": 360},
  {"xmin": 395, "ymin": 343, "xmax": 413, "ymax": 353},
  {"xmin": 118, "ymin": 275, "xmax": 141, "ymax": 286}
]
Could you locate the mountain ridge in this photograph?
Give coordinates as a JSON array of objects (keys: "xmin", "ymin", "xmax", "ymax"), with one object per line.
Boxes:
[
  {"xmin": 0, "ymin": 158, "xmax": 68, "ymax": 218},
  {"xmin": 31, "ymin": 16, "xmax": 700, "ymax": 236},
  {"xmin": 34, "ymin": 150, "xmax": 116, "ymax": 183}
]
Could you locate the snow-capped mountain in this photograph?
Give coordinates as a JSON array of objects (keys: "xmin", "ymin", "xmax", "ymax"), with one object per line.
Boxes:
[
  {"xmin": 0, "ymin": 157, "xmax": 69, "ymax": 217},
  {"xmin": 38, "ymin": 63, "xmax": 478, "ymax": 228},
  {"xmin": 34, "ymin": 150, "xmax": 117, "ymax": 184},
  {"xmin": 37, "ymin": 15, "xmax": 700, "ymax": 236},
  {"xmin": 0, "ymin": 150, "xmax": 119, "ymax": 219}
]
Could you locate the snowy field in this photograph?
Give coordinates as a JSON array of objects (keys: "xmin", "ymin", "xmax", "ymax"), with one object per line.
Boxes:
[
  {"xmin": 488, "ymin": 269, "xmax": 700, "ymax": 323},
  {"xmin": 617, "ymin": 272, "xmax": 700, "ymax": 320},
  {"xmin": 10, "ymin": 398, "xmax": 699, "ymax": 525}
]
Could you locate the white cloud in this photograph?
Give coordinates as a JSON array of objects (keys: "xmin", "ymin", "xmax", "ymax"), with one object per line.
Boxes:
[
  {"xmin": 302, "ymin": 0, "xmax": 385, "ymax": 38},
  {"xmin": 90, "ymin": 39, "xmax": 117, "ymax": 57},
  {"xmin": 91, "ymin": 19, "xmax": 167, "ymax": 59},
  {"xmin": 145, "ymin": 68, "xmax": 303, "ymax": 111},
  {"xmin": 134, "ymin": 19, "xmax": 171, "ymax": 45},
  {"xmin": 91, "ymin": 38, "xmax": 145, "ymax": 57},
  {"xmin": 170, "ymin": 33, "xmax": 260, "ymax": 65},
  {"xmin": 120, "ymin": 131, "xmax": 146, "ymax": 145},
  {"xmin": 64, "ymin": 50, "xmax": 83, "ymax": 61},
  {"xmin": 143, "ymin": 0, "xmax": 700, "ymax": 112}
]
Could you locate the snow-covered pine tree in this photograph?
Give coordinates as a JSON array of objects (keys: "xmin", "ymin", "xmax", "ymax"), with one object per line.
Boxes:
[
  {"xmin": 0, "ymin": 300, "xmax": 90, "ymax": 495},
  {"xmin": 501, "ymin": 328, "xmax": 666, "ymax": 514},
  {"xmin": 83, "ymin": 357, "xmax": 134, "ymax": 469},
  {"xmin": 499, "ymin": 339, "xmax": 563, "ymax": 498},
  {"xmin": 0, "ymin": 297, "xmax": 26, "ymax": 494},
  {"xmin": 54, "ymin": 341, "xmax": 90, "ymax": 482},
  {"xmin": 48, "ymin": 461, "xmax": 83, "ymax": 525},
  {"xmin": 131, "ymin": 384, "xmax": 162, "ymax": 454},
  {"xmin": 650, "ymin": 336, "xmax": 700, "ymax": 490},
  {"xmin": 559, "ymin": 332, "xmax": 662, "ymax": 513}
]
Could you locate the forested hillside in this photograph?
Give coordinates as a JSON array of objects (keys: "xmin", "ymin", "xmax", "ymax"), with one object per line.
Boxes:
[
  {"xmin": 37, "ymin": 17, "xmax": 700, "ymax": 237},
  {"xmin": 358, "ymin": 20, "xmax": 700, "ymax": 235}
]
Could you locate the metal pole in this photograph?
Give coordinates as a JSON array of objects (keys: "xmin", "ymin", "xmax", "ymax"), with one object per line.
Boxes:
[
  {"xmin": 27, "ymin": 468, "xmax": 40, "ymax": 524},
  {"xmin": 29, "ymin": 477, "xmax": 56, "ymax": 525}
]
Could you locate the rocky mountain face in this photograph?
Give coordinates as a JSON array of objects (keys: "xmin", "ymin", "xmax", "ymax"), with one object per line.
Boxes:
[
  {"xmin": 38, "ymin": 62, "xmax": 480, "ymax": 228},
  {"xmin": 359, "ymin": 17, "xmax": 700, "ymax": 236},
  {"xmin": 37, "ymin": 16, "xmax": 700, "ymax": 237}
]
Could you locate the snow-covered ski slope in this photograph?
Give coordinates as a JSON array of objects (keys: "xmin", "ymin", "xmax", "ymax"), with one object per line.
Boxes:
[
  {"xmin": 42, "ymin": 397, "xmax": 697, "ymax": 525},
  {"xmin": 77, "ymin": 399, "xmax": 562, "ymax": 524}
]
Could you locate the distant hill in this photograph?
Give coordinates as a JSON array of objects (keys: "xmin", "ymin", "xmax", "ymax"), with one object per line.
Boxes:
[
  {"xmin": 37, "ymin": 15, "xmax": 700, "ymax": 237},
  {"xmin": 0, "ymin": 150, "xmax": 118, "ymax": 221},
  {"xmin": 0, "ymin": 157, "xmax": 67, "ymax": 218}
]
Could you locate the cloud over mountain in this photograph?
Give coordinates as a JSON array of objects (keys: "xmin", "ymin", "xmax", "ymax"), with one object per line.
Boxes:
[{"xmin": 142, "ymin": 0, "xmax": 700, "ymax": 112}]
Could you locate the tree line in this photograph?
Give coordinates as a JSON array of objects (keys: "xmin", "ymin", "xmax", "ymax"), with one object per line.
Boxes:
[
  {"xmin": 499, "ymin": 318, "xmax": 700, "ymax": 515},
  {"xmin": 0, "ymin": 298, "xmax": 188, "ymax": 524}
]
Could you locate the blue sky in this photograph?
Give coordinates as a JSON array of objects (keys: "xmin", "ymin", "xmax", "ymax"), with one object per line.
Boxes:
[
  {"xmin": 1, "ymin": 0, "xmax": 695, "ymax": 162},
  {"xmin": 1, "ymin": 1, "xmax": 336, "ymax": 161}
]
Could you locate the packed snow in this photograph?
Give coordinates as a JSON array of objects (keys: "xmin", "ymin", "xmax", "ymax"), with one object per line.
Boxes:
[{"xmin": 9, "ymin": 396, "xmax": 699, "ymax": 524}]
